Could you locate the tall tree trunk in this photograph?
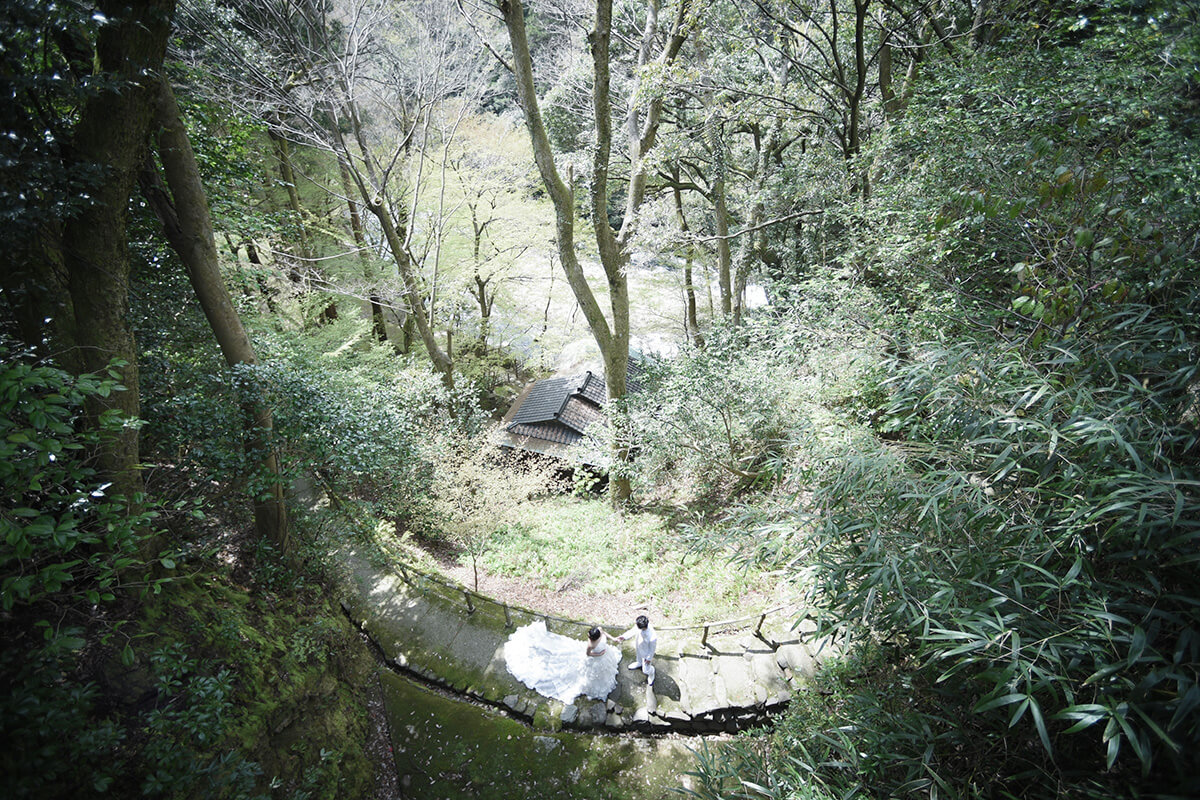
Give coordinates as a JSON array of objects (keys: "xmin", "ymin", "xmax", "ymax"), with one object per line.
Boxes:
[
  {"xmin": 900, "ymin": 24, "xmax": 933, "ymax": 111},
  {"xmin": 60, "ymin": 0, "xmax": 175, "ymax": 501},
  {"xmin": 587, "ymin": 0, "xmax": 633, "ymax": 503},
  {"xmin": 366, "ymin": 198, "xmax": 454, "ymax": 387},
  {"xmin": 241, "ymin": 239, "xmax": 279, "ymax": 313},
  {"xmin": 500, "ymin": 0, "xmax": 634, "ymax": 502},
  {"xmin": 331, "ymin": 99, "xmax": 454, "ymax": 387},
  {"xmin": 672, "ymin": 181, "xmax": 703, "ymax": 346},
  {"xmin": 970, "ymin": 0, "xmax": 993, "ymax": 49},
  {"xmin": 735, "ymin": 116, "xmax": 782, "ymax": 324},
  {"xmin": 708, "ymin": 118, "xmax": 734, "ymax": 321},
  {"xmin": 879, "ymin": 40, "xmax": 898, "ymax": 120},
  {"xmin": 338, "ymin": 160, "xmax": 388, "ymax": 343},
  {"xmin": 618, "ymin": 0, "xmax": 692, "ymax": 246},
  {"xmin": 472, "ymin": 273, "xmax": 495, "ymax": 349},
  {"xmin": 142, "ymin": 78, "xmax": 288, "ymax": 549},
  {"xmin": 268, "ymin": 123, "xmax": 311, "ymax": 271},
  {"xmin": 847, "ymin": 0, "xmax": 871, "ymax": 199}
]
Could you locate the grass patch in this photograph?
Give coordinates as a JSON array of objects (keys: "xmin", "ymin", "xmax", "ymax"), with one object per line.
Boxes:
[{"xmin": 478, "ymin": 496, "xmax": 788, "ymax": 623}]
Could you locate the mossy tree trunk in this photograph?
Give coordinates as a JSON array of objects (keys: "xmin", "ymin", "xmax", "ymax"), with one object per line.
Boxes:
[{"xmin": 53, "ymin": 0, "xmax": 175, "ymax": 502}]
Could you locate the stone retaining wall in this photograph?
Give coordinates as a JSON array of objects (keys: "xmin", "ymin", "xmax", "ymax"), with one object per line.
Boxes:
[{"xmin": 333, "ymin": 543, "xmax": 835, "ymax": 735}]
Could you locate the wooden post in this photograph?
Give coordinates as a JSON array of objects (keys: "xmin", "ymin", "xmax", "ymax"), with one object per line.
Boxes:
[
  {"xmin": 701, "ymin": 624, "xmax": 711, "ymax": 650},
  {"xmin": 398, "ymin": 563, "xmax": 411, "ymax": 585},
  {"xmin": 754, "ymin": 612, "xmax": 778, "ymax": 647},
  {"xmin": 463, "ymin": 590, "xmax": 475, "ymax": 614},
  {"xmin": 503, "ymin": 603, "xmax": 513, "ymax": 628}
]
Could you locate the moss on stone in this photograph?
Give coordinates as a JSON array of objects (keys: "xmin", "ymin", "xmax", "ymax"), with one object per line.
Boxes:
[
  {"xmin": 113, "ymin": 554, "xmax": 378, "ymax": 798},
  {"xmin": 381, "ymin": 672, "xmax": 711, "ymax": 799}
]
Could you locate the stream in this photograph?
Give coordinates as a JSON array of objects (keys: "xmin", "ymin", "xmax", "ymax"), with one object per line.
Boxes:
[{"xmin": 381, "ymin": 672, "xmax": 724, "ymax": 799}]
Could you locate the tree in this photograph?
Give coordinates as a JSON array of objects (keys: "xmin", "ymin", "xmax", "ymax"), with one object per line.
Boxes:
[
  {"xmin": 0, "ymin": 0, "xmax": 175, "ymax": 502},
  {"xmin": 182, "ymin": 0, "xmax": 491, "ymax": 390},
  {"xmin": 140, "ymin": 77, "xmax": 289, "ymax": 548},
  {"xmin": 483, "ymin": 0, "xmax": 693, "ymax": 501},
  {"xmin": 431, "ymin": 434, "xmax": 552, "ymax": 589}
]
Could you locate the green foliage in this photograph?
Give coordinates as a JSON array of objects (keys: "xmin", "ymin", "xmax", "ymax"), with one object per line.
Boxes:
[
  {"xmin": 701, "ymin": 4, "xmax": 1200, "ymax": 797},
  {"xmin": 0, "ymin": 340, "xmax": 159, "ymax": 611},
  {"xmin": 249, "ymin": 337, "xmax": 464, "ymax": 528},
  {"xmin": 427, "ymin": 432, "xmax": 554, "ymax": 588},
  {"xmin": 0, "ymin": 643, "xmax": 126, "ymax": 798},
  {"xmin": 0, "ymin": 0, "xmax": 96, "ymax": 238},
  {"xmin": 139, "ymin": 644, "xmax": 266, "ymax": 799},
  {"xmin": 627, "ymin": 321, "xmax": 800, "ymax": 499},
  {"xmin": 780, "ymin": 297, "xmax": 1200, "ymax": 794},
  {"xmin": 571, "ymin": 466, "xmax": 602, "ymax": 496},
  {"xmin": 859, "ymin": 1, "xmax": 1199, "ymax": 324},
  {"xmin": 121, "ymin": 546, "xmax": 375, "ymax": 800},
  {"xmin": 0, "ymin": 336, "xmax": 378, "ymax": 799}
]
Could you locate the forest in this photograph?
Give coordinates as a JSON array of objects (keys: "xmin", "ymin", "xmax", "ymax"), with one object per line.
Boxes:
[{"xmin": 1, "ymin": 0, "xmax": 1197, "ymax": 797}]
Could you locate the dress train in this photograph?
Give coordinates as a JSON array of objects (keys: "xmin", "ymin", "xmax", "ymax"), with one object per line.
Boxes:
[{"xmin": 504, "ymin": 620, "xmax": 619, "ymax": 704}]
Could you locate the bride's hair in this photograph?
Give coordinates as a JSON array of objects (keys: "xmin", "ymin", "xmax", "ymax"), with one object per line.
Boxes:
[{"xmin": 588, "ymin": 627, "xmax": 602, "ymax": 641}]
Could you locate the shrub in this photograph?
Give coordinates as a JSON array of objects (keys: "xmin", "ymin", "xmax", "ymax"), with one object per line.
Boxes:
[
  {"xmin": 793, "ymin": 298, "xmax": 1200, "ymax": 794},
  {"xmin": 0, "ymin": 339, "xmax": 161, "ymax": 611}
]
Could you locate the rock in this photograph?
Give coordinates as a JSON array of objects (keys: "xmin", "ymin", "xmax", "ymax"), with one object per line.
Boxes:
[
  {"xmin": 561, "ymin": 704, "xmax": 579, "ymax": 725},
  {"xmin": 532, "ymin": 735, "xmax": 561, "ymax": 754},
  {"xmin": 632, "ymin": 707, "xmax": 650, "ymax": 723},
  {"xmin": 665, "ymin": 710, "xmax": 690, "ymax": 724},
  {"xmin": 503, "ymin": 695, "xmax": 520, "ymax": 711},
  {"xmin": 532, "ymin": 703, "xmax": 563, "ymax": 732},
  {"xmin": 605, "ymin": 713, "xmax": 623, "ymax": 729},
  {"xmin": 777, "ymin": 644, "xmax": 816, "ymax": 680},
  {"xmin": 713, "ymin": 674, "xmax": 729, "ymax": 708},
  {"xmin": 581, "ymin": 701, "xmax": 607, "ymax": 727},
  {"xmin": 606, "ymin": 699, "xmax": 615, "ymax": 711}
]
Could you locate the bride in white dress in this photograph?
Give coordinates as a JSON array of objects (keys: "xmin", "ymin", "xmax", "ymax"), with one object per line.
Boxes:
[{"xmin": 504, "ymin": 621, "xmax": 620, "ymax": 704}]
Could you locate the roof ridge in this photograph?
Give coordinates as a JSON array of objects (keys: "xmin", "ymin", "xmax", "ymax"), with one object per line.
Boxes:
[{"xmin": 557, "ymin": 370, "xmax": 591, "ymax": 416}]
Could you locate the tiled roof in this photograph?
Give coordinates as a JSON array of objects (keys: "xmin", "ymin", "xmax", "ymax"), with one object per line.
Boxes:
[
  {"xmin": 505, "ymin": 370, "xmax": 606, "ymax": 445},
  {"xmin": 558, "ymin": 395, "xmax": 604, "ymax": 433},
  {"xmin": 506, "ymin": 420, "xmax": 583, "ymax": 445},
  {"xmin": 577, "ymin": 372, "xmax": 607, "ymax": 405},
  {"xmin": 502, "ymin": 362, "xmax": 644, "ymax": 449},
  {"xmin": 509, "ymin": 376, "xmax": 573, "ymax": 426}
]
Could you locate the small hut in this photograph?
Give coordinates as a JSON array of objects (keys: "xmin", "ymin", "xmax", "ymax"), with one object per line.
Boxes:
[{"xmin": 495, "ymin": 371, "xmax": 609, "ymax": 460}]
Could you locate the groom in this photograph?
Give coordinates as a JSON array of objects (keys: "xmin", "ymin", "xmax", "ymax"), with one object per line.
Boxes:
[{"xmin": 616, "ymin": 614, "xmax": 657, "ymax": 686}]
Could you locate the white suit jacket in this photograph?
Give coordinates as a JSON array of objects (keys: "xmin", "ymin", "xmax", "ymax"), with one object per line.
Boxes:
[{"xmin": 622, "ymin": 625, "xmax": 658, "ymax": 662}]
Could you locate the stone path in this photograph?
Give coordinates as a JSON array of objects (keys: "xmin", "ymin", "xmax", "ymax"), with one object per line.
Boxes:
[{"xmin": 331, "ymin": 543, "xmax": 837, "ymax": 734}]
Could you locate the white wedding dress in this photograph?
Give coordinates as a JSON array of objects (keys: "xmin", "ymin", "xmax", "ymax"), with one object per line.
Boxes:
[{"xmin": 504, "ymin": 621, "xmax": 620, "ymax": 704}]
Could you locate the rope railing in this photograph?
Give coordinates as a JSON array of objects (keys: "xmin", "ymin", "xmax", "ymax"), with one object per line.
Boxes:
[{"xmin": 384, "ymin": 552, "xmax": 806, "ymax": 650}]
